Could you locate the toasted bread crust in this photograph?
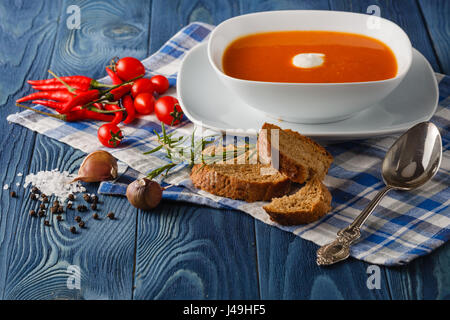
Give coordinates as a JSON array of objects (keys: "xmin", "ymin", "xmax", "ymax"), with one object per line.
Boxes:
[
  {"xmin": 263, "ymin": 178, "xmax": 332, "ymax": 225},
  {"xmin": 258, "ymin": 123, "xmax": 333, "ymax": 183},
  {"xmin": 190, "ymin": 164, "xmax": 291, "ymax": 202}
]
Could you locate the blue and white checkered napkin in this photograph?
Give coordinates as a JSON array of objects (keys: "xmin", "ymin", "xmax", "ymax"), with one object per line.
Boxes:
[{"xmin": 7, "ymin": 22, "xmax": 449, "ymax": 266}]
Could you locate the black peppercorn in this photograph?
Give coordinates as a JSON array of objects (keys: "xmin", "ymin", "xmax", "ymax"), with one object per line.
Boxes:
[
  {"xmin": 40, "ymin": 203, "xmax": 46, "ymax": 210},
  {"xmin": 92, "ymin": 195, "xmax": 99, "ymax": 203},
  {"xmin": 10, "ymin": 191, "xmax": 17, "ymax": 198},
  {"xmin": 43, "ymin": 197, "xmax": 49, "ymax": 203},
  {"xmin": 107, "ymin": 212, "xmax": 115, "ymax": 220},
  {"xmin": 53, "ymin": 200, "xmax": 59, "ymax": 207},
  {"xmin": 50, "ymin": 206, "xmax": 57, "ymax": 214},
  {"xmin": 29, "ymin": 210, "xmax": 36, "ymax": 217},
  {"xmin": 44, "ymin": 220, "xmax": 50, "ymax": 227},
  {"xmin": 31, "ymin": 187, "xmax": 39, "ymax": 193},
  {"xmin": 83, "ymin": 194, "xmax": 92, "ymax": 203},
  {"xmin": 90, "ymin": 203, "xmax": 97, "ymax": 210},
  {"xmin": 70, "ymin": 226, "xmax": 76, "ymax": 234},
  {"xmin": 67, "ymin": 203, "xmax": 73, "ymax": 209},
  {"xmin": 41, "ymin": 193, "xmax": 46, "ymax": 198},
  {"xmin": 57, "ymin": 206, "xmax": 64, "ymax": 213},
  {"xmin": 30, "ymin": 193, "xmax": 37, "ymax": 200},
  {"xmin": 68, "ymin": 194, "xmax": 75, "ymax": 201},
  {"xmin": 78, "ymin": 221, "xmax": 85, "ymax": 228},
  {"xmin": 38, "ymin": 210, "xmax": 45, "ymax": 217},
  {"xmin": 75, "ymin": 216, "xmax": 81, "ymax": 223},
  {"xmin": 56, "ymin": 215, "xmax": 63, "ymax": 221},
  {"xmin": 77, "ymin": 205, "xmax": 87, "ymax": 212},
  {"xmin": 92, "ymin": 213, "xmax": 99, "ymax": 220}
]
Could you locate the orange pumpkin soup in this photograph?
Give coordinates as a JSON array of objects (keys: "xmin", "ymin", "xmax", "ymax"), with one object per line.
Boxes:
[{"xmin": 222, "ymin": 31, "xmax": 398, "ymax": 83}]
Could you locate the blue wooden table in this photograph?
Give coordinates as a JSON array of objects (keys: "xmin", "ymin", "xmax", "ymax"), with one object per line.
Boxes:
[{"xmin": 0, "ymin": 0, "xmax": 448, "ymax": 300}]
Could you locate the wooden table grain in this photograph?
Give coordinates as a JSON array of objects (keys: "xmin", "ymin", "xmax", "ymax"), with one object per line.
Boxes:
[{"xmin": 0, "ymin": 0, "xmax": 448, "ymax": 300}]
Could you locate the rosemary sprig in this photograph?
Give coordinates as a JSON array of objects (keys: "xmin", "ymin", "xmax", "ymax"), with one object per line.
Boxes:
[
  {"xmin": 147, "ymin": 163, "xmax": 177, "ymax": 180},
  {"xmin": 145, "ymin": 123, "xmax": 256, "ymax": 180}
]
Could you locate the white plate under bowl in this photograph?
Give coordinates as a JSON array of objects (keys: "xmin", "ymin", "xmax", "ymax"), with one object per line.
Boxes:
[{"xmin": 178, "ymin": 42, "xmax": 438, "ymax": 141}]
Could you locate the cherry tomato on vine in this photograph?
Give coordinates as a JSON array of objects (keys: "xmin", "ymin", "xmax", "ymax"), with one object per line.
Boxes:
[
  {"xmin": 98, "ymin": 123, "xmax": 123, "ymax": 148},
  {"xmin": 134, "ymin": 93, "xmax": 155, "ymax": 115},
  {"xmin": 131, "ymin": 78, "xmax": 155, "ymax": 98},
  {"xmin": 115, "ymin": 57, "xmax": 145, "ymax": 81},
  {"xmin": 150, "ymin": 75, "xmax": 169, "ymax": 94},
  {"xmin": 155, "ymin": 96, "xmax": 183, "ymax": 126}
]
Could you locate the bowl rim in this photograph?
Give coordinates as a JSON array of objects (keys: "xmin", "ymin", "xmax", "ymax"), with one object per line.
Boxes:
[{"xmin": 207, "ymin": 10, "xmax": 413, "ymax": 86}]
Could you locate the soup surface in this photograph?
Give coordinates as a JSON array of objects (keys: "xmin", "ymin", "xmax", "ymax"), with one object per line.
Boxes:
[{"xmin": 222, "ymin": 31, "xmax": 398, "ymax": 83}]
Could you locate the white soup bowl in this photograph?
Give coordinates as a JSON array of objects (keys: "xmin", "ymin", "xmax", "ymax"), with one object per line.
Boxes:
[{"xmin": 207, "ymin": 10, "xmax": 413, "ymax": 124}]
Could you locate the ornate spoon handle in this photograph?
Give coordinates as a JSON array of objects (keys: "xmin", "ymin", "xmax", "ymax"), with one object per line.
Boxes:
[{"xmin": 316, "ymin": 186, "xmax": 392, "ymax": 266}]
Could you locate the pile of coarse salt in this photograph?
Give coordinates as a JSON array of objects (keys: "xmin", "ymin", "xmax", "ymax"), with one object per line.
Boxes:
[{"xmin": 23, "ymin": 169, "xmax": 86, "ymax": 202}]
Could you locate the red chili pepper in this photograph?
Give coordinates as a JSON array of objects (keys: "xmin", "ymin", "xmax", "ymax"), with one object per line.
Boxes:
[
  {"xmin": 16, "ymin": 103, "xmax": 114, "ymax": 122},
  {"xmin": 28, "ymin": 76, "xmax": 91, "ymax": 86},
  {"xmin": 122, "ymin": 95, "xmax": 136, "ymax": 124},
  {"xmin": 33, "ymin": 100, "xmax": 109, "ymax": 117},
  {"xmin": 68, "ymin": 109, "xmax": 115, "ymax": 122},
  {"xmin": 16, "ymin": 90, "xmax": 75, "ymax": 103},
  {"xmin": 32, "ymin": 100, "xmax": 65, "ymax": 111},
  {"xmin": 108, "ymin": 84, "xmax": 132, "ymax": 101},
  {"xmin": 27, "ymin": 76, "xmax": 110, "ymax": 89},
  {"xmin": 60, "ymin": 89, "xmax": 100, "ymax": 114},
  {"xmin": 32, "ymin": 82, "xmax": 91, "ymax": 92},
  {"xmin": 105, "ymin": 67, "xmax": 122, "ymax": 85},
  {"xmin": 104, "ymin": 103, "xmax": 123, "ymax": 124}
]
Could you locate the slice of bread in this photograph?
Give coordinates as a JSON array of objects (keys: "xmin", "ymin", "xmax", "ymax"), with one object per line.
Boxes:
[
  {"xmin": 190, "ymin": 163, "xmax": 291, "ymax": 202},
  {"xmin": 258, "ymin": 123, "xmax": 333, "ymax": 183},
  {"xmin": 263, "ymin": 177, "xmax": 332, "ymax": 225}
]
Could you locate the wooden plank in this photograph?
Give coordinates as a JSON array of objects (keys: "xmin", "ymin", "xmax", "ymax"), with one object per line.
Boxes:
[
  {"xmin": 328, "ymin": 0, "xmax": 442, "ymax": 72},
  {"xmin": 2, "ymin": 136, "xmax": 138, "ymax": 299},
  {"xmin": 239, "ymin": 0, "xmax": 329, "ymax": 12},
  {"xmin": 0, "ymin": 0, "xmax": 61, "ymax": 298},
  {"xmin": 134, "ymin": 203, "xmax": 260, "ymax": 299},
  {"xmin": 0, "ymin": 0, "xmax": 152, "ymax": 299},
  {"xmin": 49, "ymin": 0, "xmax": 152, "ymax": 78},
  {"xmin": 132, "ymin": 0, "xmax": 260, "ymax": 299},
  {"xmin": 418, "ymin": 0, "xmax": 449, "ymax": 74},
  {"xmin": 255, "ymin": 221, "xmax": 392, "ymax": 299},
  {"xmin": 384, "ymin": 243, "xmax": 450, "ymax": 300},
  {"xmin": 146, "ymin": 0, "xmax": 240, "ymax": 55}
]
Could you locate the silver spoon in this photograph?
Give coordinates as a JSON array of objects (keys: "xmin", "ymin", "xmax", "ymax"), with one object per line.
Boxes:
[{"xmin": 316, "ymin": 121, "xmax": 442, "ymax": 266}]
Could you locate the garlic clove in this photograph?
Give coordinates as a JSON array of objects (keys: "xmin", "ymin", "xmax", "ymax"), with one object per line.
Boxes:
[
  {"xmin": 126, "ymin": 178, "xmax": 162, "ymax": 211},
  {"xmin": 71, "ymin": 150, "xmax": 118, "ymax": 183}
]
